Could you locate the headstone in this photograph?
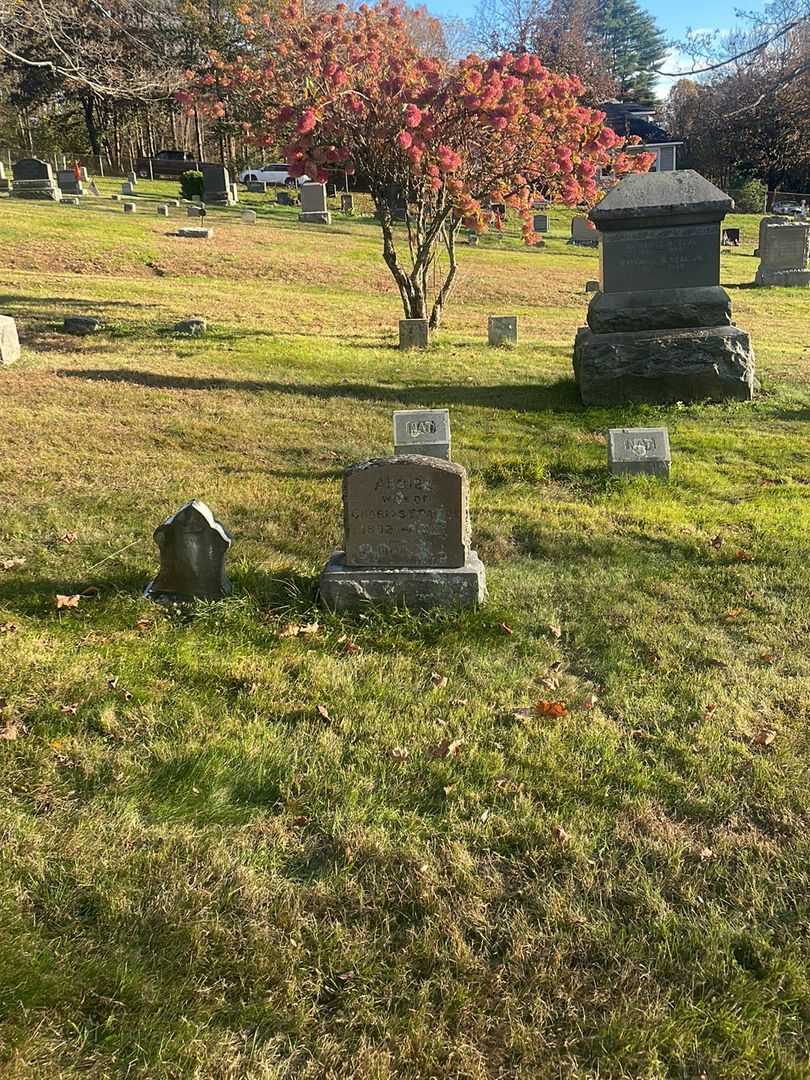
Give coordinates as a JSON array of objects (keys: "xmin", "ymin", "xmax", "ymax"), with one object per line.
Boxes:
[
  {"xmin": 64, "ymin": 316, "xmax": 100, "ymax": 335},
  {"xmin": 127, "ymin": 172, "xmax": 137, "ymax": 186},
  {"xmin": 570, "ymin": 216, "xmax": 599, "ymax": 247},
  {"xmin": 319, "ymin": 456, "xmax": 486, "ymax": 611},
  {"xmin": 0, "ymin": 163, "xmax": 9, "ymax": 193},
  {"xmin": 187, "ymin": 205, "xmax": 204, "ymax": 217},
  {"xmin": 110, "ymin": 193, "xmax": 120, "ymax": 201},
  {"xmin": 276, "ymin": 190, "xmax": 296, "ymax": 206},
  {"xmin": 57, "ymin": 170, "xmax": 84, "ymax": 196},
  {"xmin": 755, "ymin": 219, "xmax": 810, "ymax": 286},
  {"xmin": 399, "ymin": 318, "xmax": 429, "ymax": 350},
  {"xmin": 573, "ymin": 171, "xmax": 757, "ymax": 405},
  {"xmin": 201, "ymin": 164, "xmax": 237, "ymax": 205},
  {"xmin": 123, "ymin": 201, "xmax": 137, "ymax": 213},
  {"xmin": 0, "ymin": 316, "xmax": 21, "ymax": 365},
  {"xmin": 177, "ymin": 227, "xmax": 213, "ymax": 239},
  {"xmin": 488, "ymin": 316, "xmax": 518, "ymax": 347},
  {"xmin": 157, "ymin": 204, "xmax": 170, "ymax": 216},
  {"xmin": 79, "ymin": 167, "xmax": 89, "ymax": 182},
  {"xmin": 340, "ymin": 193, "xmax": 354, "ymax": 213},
  {"xmin": 122, "ymin": 181, "xmax": 135, "ymax": 195},
  {"xmin": 11, "ymin": 158, "xmax": 61, "ymax": 200},
  {"xmin": 299, "ymin": 182, "xmax": 331, "ymax": 224},
  {"xmin": 608, "ymin": 427, "xmax": 671, "ymax": 478},
  {"xmin": 393, "ymin": 409, "xmax": 450, "ymax": 460},
  {"xmin": 585, "ymin": 280, "xmax": 599, "ymax": 293},
  {"xmin": 230, "ymin": 182, "xmax": 239, "ymax": 204},
  {"xmin": 175, "ymin": 317, "xmax": 206, "ymax": 335},
  {"xmin": 145, "ymin": 500, "xmax": 232, "ymax": 604},
  {"xmin": 721, "ymin": 227, "xmax": 741, "ymax": 246},
  {"xmin": 533, "ymin": 213, "xmax": 549, "ymax": 233},
  {"xmin": 467, "ymin": 230, "xmax": 479, "ymax": 246},
  {"xmin": 246, "ymin": 180, "xmax": 267, "ymax": 193},
  {"xmin": 241, "ymin": 209, "xmax": 257, "ymax": 224}
]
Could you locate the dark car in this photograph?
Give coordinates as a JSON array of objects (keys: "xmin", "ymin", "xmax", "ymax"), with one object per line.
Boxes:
[{"xmin": 136, "ymin": 149, "xmax": 199, "ymax": 180}]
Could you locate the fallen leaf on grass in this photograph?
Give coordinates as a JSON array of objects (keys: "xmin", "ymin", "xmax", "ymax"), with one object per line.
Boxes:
[
  {"xmin": 135, "ymin": 617, "xmax": 153, "ymax": 632},
  {"xmin": 760, "ymin": 651, "xmax": 775, "ymax": 665},
  {"xmin": 703, "ymin": 704, "xmax": 718, "ymax": 722},
  {"xmin": 342, "ymin": 639, "xmax": 362, "ymax": 655},
  {"xmin": 549, "ymin": 624, "xmax": 562, "ymax": 640},
  {"xmin": 751, "ymin": 728, "xmax": 776, "ymax": 748},
  {"xmin": 390, "ymin": 746, "xmax": 410, "ymax": 761},
  {"xmin": 725, "ymin": 609, "xmax": 742, "ymax": 621},
  {"xmin": 535, "ymin": 700, "xmax": 568, "ymax": 718},
  {"xmin": 710, "ymin": 535, "xmax": 724, "ymax": 549},
  {"xmin": 1, "ymin": 622, "xmax": 18, "ymax": 635},
  {"xmin": 540, "ymin": 675, "xmax": 559, "ymax": 691},
  {"xmin": 0, "ymin": 557, "xmax": 25, "ymax": 571},
  {"xmin": 278, "ymin": 624, "xmax": 301, "ymax": 638},
  {"xmin": 429, "ymin": 737, "xmax": 464, "ymax": 759},
  {"xmin": 430, "ymin": 672, "xmax": 448, "ymax": 690},
  {"xmin": 734, "ymin": 549, "xmax": 754, "ymax": 563},
  {"xmin": 60, "ymin": 703, "xmax": 79, "ymax": 715},
  {"xmin": 55, "ymin": 594, "xmax": 81, "ymax": 609},
  {"xmin": 316, "ymin": 704, "xmax": 333, "ymax": 723},
  {"xmin": 499, "ymin": 622, "xmax": 513, "ymax": 635},
  {"xmin": 0, "ymin": 721, "xmax": 19, "ymax": 740},
  {"xmin": 698, "ymin": 846, "xmax": 715, "ymax": 862},
  {"xmin": 300, "ymin": 622, "xmax": 320, "ymax": 635},
  {"xmin": 552, "ymin": 824, "xmax": 570, "ymax": 844},
  {"xmin": 59, "ymin": 531, "xmax": 77, "ymax": 545}
]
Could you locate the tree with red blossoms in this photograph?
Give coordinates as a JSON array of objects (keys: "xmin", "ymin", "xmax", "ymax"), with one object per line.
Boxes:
[{"xmin": 188, "ymin": 0, "xmax": 653, "ymax": 329}]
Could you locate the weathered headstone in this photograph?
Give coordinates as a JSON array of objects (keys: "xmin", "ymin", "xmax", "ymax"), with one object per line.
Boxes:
[
  {"xmin": 488, "ymin": 316, "xmax": 518, "ymax": 347},
  {"xmin": 246, "ymin": 180, "xmax": 267, "ymax": 194},
  {"xmin": 608, "ymin": 427, "xmax": 671, "ymax": 478},
  {"xmin": 64, "ymin": 316, "xmax": 100, "ymax": 335},
  {"xmin": 123, "ymin": 201, "xmax": 137, "ymax": 213},
  {"xmin": 320, "ymin": 456, "xmax": 486, "ymax": 610},
  {"xmin": 299, "ymin": 182, "xmax": 331, "ymax": 224},
  {"xmin": 122, "ymin": 181, "xmax": 135, "ymax": 195},
  {"xmin": 755, "ymin": 219, "xmax": 810, "ymax": 286},
  {"xmin": 175, "ymin": 317, "xmax": 206, "ymax": 336},
  {"xmin": 57, "ymin": 169, "xmax": 84, "ymax": 196},
  {"xmin": 393, "ymin": 409, "xmax": 450, "ymax": 460},
  {"xmin": 11, "ymin": 158, "xmax": 61, "ymax": 201},
  {"xmin": 340, "ymin": 193, "xmax": 354, "ymax": 213},
  {"xmin": 573, "ymin": 171, "xmax": 756, "ymax": 405},
  {"xmin": 533, "ymin": 213, "xmax": 549, "ymax": 233},
  {"xmin": 145, "ymin": 500, "xmax": 232, "ymax": 604},
  {"xmin": 570, "ymin": 216, "xmax": 599, "ymax": 247},
  {"xmin": 0, "ymin": 316, "xmax": 21, "ymax": 365},
  {"xmin": 467, "ymin": 230, "xmax": 479, "ymax": 246},
  {"xmin": 202, "ymin": 165, "xmax": 237, "ymax": 205},
  {"xmin": 721, "ymin": 227, "xmax": 741, "ymax": 246},
  {"xmin": 276, "ymin": 190, "xmax": 296, "ymax": 206},
  {"xmin": 157, "ymin": 204, "xmax": 170, "ymax": 216},
  {"xmin": 177, "ymin": 227, "xmax": 213, "ymax": 239},
  {"xmin": 241, "ymin": 209, "xmax": 257, "ymax": 224},
  {"xmin": 127, "ymin": 172, "xmax": 137, "ymax": 186},
  {"xmin": 399, "ymin": 318, "xmax": 429, "ymax": 350}
]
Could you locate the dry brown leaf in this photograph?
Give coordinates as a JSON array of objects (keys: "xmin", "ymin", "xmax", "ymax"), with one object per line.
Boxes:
[
  {"xmin": 725, "ymin": 609, "xmax": 742, "ymax": 621},
  {"xmin": 135, "ymin": 617, "xmax": 153, "ymax": 632},
  {"xmin": 499, "ymin": 622, "xmax": 513, "ymax": 635},
  {"xmin": 55, "ymin": 594, "xmax": 81, "ymax": 609},
  {"xmin": 278, "ymin": 623, "xmax": 301, "ymax": 638},
  {"xmin": 535, "ymin": 700, "xmax": 568, "ymax": 718},
  {"xmin": 59, "ymin": 531, "xmax": 77, "ymax": 545},
  {"xmin": 549, "ymin": 624, "xmax": 562, "ymax": 639},
  {"xmin": 0, "ymin": 721, "xmax": 19, "ymax": 741},
  {"xmin": 710, "ymin": 535, "xmax": 724, "ymax": 549},
  {"xmin": 593, "ymin": 432, "xmax": 607, "ymax": 445},
  {"xmin": 0, "ymin": 557, "xmax": 25, "ymax": 571},
  {"xmin": 734, "ymin": 548, "xmax": 754, "ymax": 563},
  {"xmin": 0, "ymin": 622, "xmax": 18, "ymax": 635},
  {"xmin": 582, "ymin": 692, "xmax": 598, "ymax": 709},
  {"xmin": 760, "ymin": 651, "xmax": 775, "ymax": 665},
  {"xmin": 429, "ymin": 737, "xmax": 463, "ymax": 759},
  {"xmin": 60, "ymin": 703, "xmax": 79, "ymax": 715},
  {"xmin": 751, "ymin": 728, "xmax": 776, "ymax": 748},
  {"xmin": 300, "ymin": 622, "xmax": 320, "ymax": 635},
  {"xmin": 698, "ymin": 846, "xmax": 715, "ymax": 862},
  {"xmin": 540, "ymin": 675, "xmax": 559, "ymax": 691},
  {"xmin": 552, "ymin": 824, "xmax": 570, "ymax": 844},
  {"xmin": 703, "ymin": 703, "xmax": 718, "ymax": 722},
  {"xmin": 390, "ymin": 746, "xmax": 410, "ymax": 761},
  {"xmin": 316, "ymin": 704, "xmax": 333, "ymax": 722},
  {"xmin": 430, "ymin": 672, "xmax": 448, "ymax": 690},
  {"xmin": 342, "ymin": 639, "xmax": 362, "ymax": 655}
]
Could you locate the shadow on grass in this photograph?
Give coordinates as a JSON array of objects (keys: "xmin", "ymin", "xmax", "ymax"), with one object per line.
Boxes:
[
  {"xmin": 56, "ymin": 369, "xmax": 583, "ymax": 412},
  {"xmin": 0, "ymin": 571, "xmax": 148, "ymax": 617}
]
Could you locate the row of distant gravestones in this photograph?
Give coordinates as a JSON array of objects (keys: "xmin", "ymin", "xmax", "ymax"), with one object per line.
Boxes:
[{"xmin": 145, "ymin": 409, "xmax": 670, "ymax": 614}]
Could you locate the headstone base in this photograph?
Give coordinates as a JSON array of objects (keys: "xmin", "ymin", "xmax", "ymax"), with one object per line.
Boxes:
[
  {"xmin": 587, "ymin": 285, "xmax": 732, "ymax": 334},
  {"xmin": 319, "ymin": 550, "xmax": 486, "ymax": 611},
  {"xmin": 177, "ymin": 227, "xmax": 213, "ymax": 239},
  {"xmin": 754, "ymin": 267, "xmax": 810, "ymax": 287},
  {"xmin": 573, "ymin": 324, "xmax": 756, "ymax": 405},
  {"xmin": 298, "ymin": 211, "xmax": 332, "ymax": 224}
]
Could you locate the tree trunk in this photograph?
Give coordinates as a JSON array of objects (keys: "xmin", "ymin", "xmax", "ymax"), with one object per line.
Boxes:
[
  {"xmin": 81, "ymin": 95, "xmax": 101, "ymax": 156},
  {"xmin": 429, "ymin": 221, "xmax": 459, "ymax": 330}
]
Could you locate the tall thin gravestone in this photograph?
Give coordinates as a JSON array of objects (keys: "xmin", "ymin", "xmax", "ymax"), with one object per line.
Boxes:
[
  {"xmin": 145, "ymin": 500, "xmax": 232, "ymax": 604},
  {"xmin": 573, "ymin": 171, "xmax": 756, "ymax": 404},
  {"xmin": 320, "ymin": 457, "xmax": 486, "ymax": 610}
]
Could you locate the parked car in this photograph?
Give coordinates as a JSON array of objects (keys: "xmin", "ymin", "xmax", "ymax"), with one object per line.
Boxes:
[
  {"xmin": 136, "ymin": 149, "xmax": 199, "ymax": 180},
  {"xmin": 773, "ymin": 201, "xmax": 805, "ymax": 216},
  {"xmin": 239, "ymin": 163, "xmax": 303, "ymax": 186}
]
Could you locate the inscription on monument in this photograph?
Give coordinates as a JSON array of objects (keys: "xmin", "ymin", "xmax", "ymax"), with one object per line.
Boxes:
[
  {"xmin": 608, "ymin": 427, "xmax": 671, "ymax": 477},
  {"xmin": 343, "ymin": 457, "xmax": 468, "ymax": 568},
  {"xmin": 393, "ymin": 409, "xmax": 450, "ymax": 459},
  {"xmin": 600, "ymin": 222, "xmax": 720, "ymax": 293}
]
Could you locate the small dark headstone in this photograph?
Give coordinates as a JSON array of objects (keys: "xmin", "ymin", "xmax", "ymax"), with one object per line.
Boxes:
[
  {"xmin": 175, "ymin": 318, "xmax": 206, "ymax": 336},
  {"xmin": 64, "ymin": 316, "xmax": 100, "ymax": 335},
  {"xmin": 585, "ymin": 280, "xmax": 599, "ymax": 293},
  {"xmin": 145, "ymin": 500, "xmax": 232, "ymax": 604}
]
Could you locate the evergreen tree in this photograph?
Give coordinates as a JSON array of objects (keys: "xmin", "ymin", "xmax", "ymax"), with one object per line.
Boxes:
[{"xmin": 592, "ymin": 0, "xmax": 667, "ymax": 103}]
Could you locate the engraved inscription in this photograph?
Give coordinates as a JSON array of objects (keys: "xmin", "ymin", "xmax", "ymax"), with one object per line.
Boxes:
[{"xmin": 601, "ymin": 222, "xmax": 720, "ymax": 293}]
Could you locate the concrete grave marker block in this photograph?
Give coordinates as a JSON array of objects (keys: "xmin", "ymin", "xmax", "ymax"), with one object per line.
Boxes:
[
  {"xmin": 320, "ymin": 456, "xmax": 486, "ymax": 611},
  {"xmin": 0, "ymin": 316, "xmax": 21, "ymax": 365},
  {"xmin": 122, "ymin": 202, "xmax": 136, "ymax": 213},
  {"xmin": 393, "ymin": 409, "xmax": 450, "ymax": 460},
  {"xmin": 241, "ymin": 209, "xmax": 257, "ymax": 224},
  {"xmin": 399, "ymin": 318, "xmax": 429, "ymax": 350},
  {"xmin": 608, "ymin": 427, "xmax": 671, "ymax": 478},
  {"xmin": 145, "ymin": 500, "xmax": 232, "ymax": 604},
  {"xmin": 177, "ymin": 227, "xmax": 213, "ymax": 239},
  {"xmin": 299, "ymin": 182, "xmax": 331, "ymax": 224},
  {"xmin": 755, "ymin": 220, "xmax": 810, "ymax": 286},
  {"xmin": 488, "ymin": 316, "xmax": 518, "ymax": 346},
  {"xmin": 175, "ymin": 318, "xmax": 206, "ymax": 336}
]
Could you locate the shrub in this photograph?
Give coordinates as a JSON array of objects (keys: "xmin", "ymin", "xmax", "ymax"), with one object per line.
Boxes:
[
  {"xmin": 732, "ymin": 178, "xmax": 767, "ymax": 214},
  {"xmin": 180, "ymin": 170, "xmax": 204, "ymax": 201}
]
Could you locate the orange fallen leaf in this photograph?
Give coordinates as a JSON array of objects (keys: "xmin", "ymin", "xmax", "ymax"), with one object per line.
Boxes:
[
  {"xmin": 55, "ymin": 594, "xmax": 81, "ymax": 609},
  {"xmin": 499, "ymin": 622, "xmax": 513, "ymax": 635},
  {"xmin": 725, "ymin": 609, "xmax": 742, "ymax": 621},
  {"xmin": 760, "ymin": 651, "xmax": 775, "ymax": 664},
  {"xmin": 316, "ymin": 704, "xmax": 333, "ymax": 722},
  {"xmin": 535, "ymin": 700, "xmax": 568, "ymax": 718},
  {"xmin": 734, "ymin": 549, "xmax": 754, "ymax": 563},
  {"xmin": 552, "ymin": 824, "xmax": 570, "ymax": 844},
  {"xmin": 751, "ymin": 728, "xmax": 775, "ymax": 748},
  {"xmin": 429, "ymin": 737, "xmax": 463, "ymax": 759},
  {"xmin": 430, "ymin": 672, "xmax": 448, "ymax": 690}
]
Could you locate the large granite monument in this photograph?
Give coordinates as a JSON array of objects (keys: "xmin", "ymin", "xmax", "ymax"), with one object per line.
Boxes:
[
  {"xmin": 202, "ymin": 165, "xmax": 237, "ymax": 206},
  {"xmin": 320, "ymin": 456, "xmax": 486, "ymax": 610},
  {"xmin": 12, "ymin": 158, "xmax": 61, "ymax": 201},
  {"xmin": 755, "ymin": 218, "xmax": 810, "ymax": 286},
  {"xmin": 573, "ymin": 171, "xmax": 756, "ymax": 405}
]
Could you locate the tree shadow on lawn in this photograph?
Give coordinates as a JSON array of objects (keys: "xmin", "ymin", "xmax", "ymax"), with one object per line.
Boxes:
[
  {"xmin": 57, "ymin": 368, "xmax": 583, "ymax": 413},
  {"xmin": 0, "ymin": 570, "xmax": 149, "ymax": 617}
]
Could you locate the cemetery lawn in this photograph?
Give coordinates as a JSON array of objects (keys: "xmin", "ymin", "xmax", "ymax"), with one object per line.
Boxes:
[{"xmin": 2, "ymin": 185, "xmax": 810, "ymax": 1080}]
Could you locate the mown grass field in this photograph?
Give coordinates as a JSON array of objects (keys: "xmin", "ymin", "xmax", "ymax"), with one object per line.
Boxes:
[{"xmin": 1, "ymin": 178, "xmax": 809, "ymax": 1080}]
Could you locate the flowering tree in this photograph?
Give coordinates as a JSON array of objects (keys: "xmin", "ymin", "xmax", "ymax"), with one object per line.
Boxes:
[{"xmin": 187, "ymin": 1, "xmax": 652, "ymax": 329}]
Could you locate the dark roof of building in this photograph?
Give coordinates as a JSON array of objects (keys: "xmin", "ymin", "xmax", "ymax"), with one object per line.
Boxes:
[{"xmin": 599, "ymin": 101, "xmax": 680, "ymax": 145}]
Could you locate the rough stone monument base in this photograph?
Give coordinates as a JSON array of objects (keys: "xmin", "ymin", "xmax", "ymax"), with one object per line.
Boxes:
[
  {"xmin": 586, "ymin": 286, "xmax": 731, "ymax": 334},
  {"xmin": 573, "ymin": 324, "xmax": 756, "ymax": 405},
  {"xmin": 320, "ymin": 550, "xmax": 486, "ymax": 611},
  {"xmin": 299, "ymin": 211, "xmax": 331, "ymax": 224},
  {"xmin": 755, "ymin": 267, "xmax": 810, "ymax": 287}
]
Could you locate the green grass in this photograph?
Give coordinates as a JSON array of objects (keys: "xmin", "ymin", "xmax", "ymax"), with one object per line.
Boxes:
[{"xmin": 1, "ymin": 182, "xmax": 810, "ymax": 1079}]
